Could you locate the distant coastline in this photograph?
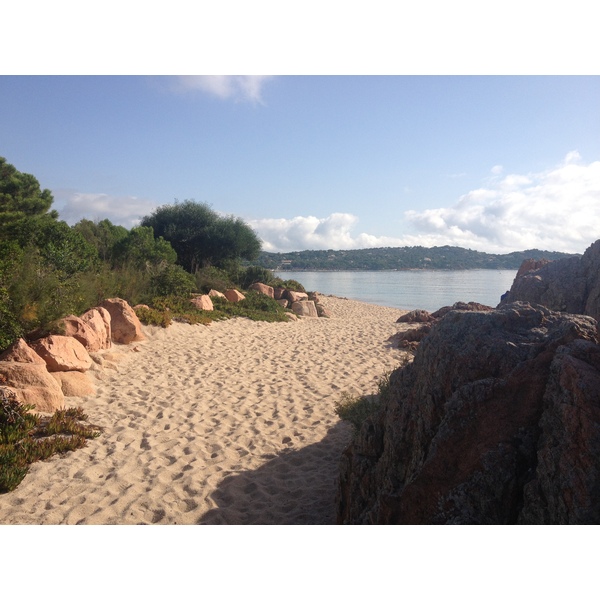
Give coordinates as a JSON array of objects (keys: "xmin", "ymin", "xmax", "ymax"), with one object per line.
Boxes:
[{"xmin": 257, "ymin": 245, "xmax": 576, "ymax": 272}]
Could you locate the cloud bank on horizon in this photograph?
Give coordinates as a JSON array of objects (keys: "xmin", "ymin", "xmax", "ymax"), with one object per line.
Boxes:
[
  {"xmin": 55, "ymin": 152, "xmax": 600, "ymax": 256},
  {"xmin": 251, "ymin": 152, "xmax": 600, "ymax": 255}
]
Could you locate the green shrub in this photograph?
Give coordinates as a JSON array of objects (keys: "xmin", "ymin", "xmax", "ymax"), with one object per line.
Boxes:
[
  {"xmin": 150, "ymin": 295, "xmax": 216, "ymax": 326},
  {"xmin": 195, "ymin": 266, "xmax": 235, "ymax": 294},
  {"xmin": 0, "ymin": 392, "xmax": 39, "ymax": 445},
  {"xmin": 334, "ymin": 372, "xmax": 392, "ymax": 433},
  {"xmin": 134, "ymin": 305, "xmax": 172, "ymax": 328},
  {"xmin": 77, "ymin": 263, "xmax": 153, "ymax": 308},
  {"xmin": 211, "ymin": 291, "xmax": 290, "ymax": 323},
  {"xmin": 238, "ymin": 265, "xmax": 274, "ymax": 289},
  {"xmin": 0, "ymin": 447, "xmax": 29, "ymax": 493},
  {"xmin": 271, "ymin": 278, "xmax": 306, "ymax": 293},
  {"xmin": 334, "ymin": 392, "xmax": 381, "ymax": 433},
  {"xmin": 150, "ymin": 264, "xmax": 196, "ymax": 298},
  {"xmin": 0, "ymin": 287, "xmax": 23, "ymax": 352},
  {"xmin": 0, "ymin": 393, "xmax": 102, "ymax": 493}
]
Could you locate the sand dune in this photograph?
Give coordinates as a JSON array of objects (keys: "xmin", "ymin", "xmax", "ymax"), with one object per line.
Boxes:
[{"xmin": 0, "ymin": 296, "xmax": 409, "ymax": 525}]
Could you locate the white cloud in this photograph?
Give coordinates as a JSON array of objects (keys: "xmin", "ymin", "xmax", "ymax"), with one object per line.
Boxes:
[
  {"xmin": 491, "ymin": 164, "xmax": 504, "ymax": 175},
  {"xmin": 252, "ymin": 153, "xmax": 600, "ymax": 254},
  {"xmin": 53, "ymin": 153, "xmax": 600, "ymax": 256},
  {"xmin": 54, "ymin": 191, "xmax": 158, "ymax": 228},
  {"xmin": 173, "ymin": 76, "xmax": 273, "ymax": 103},
  {"xmin": 250, "ymin": 213, "xmax": 362, "ymax": 252},
  {"xmin": 404, "ymin": 153, "xmax": 600, "ymax": 253}
]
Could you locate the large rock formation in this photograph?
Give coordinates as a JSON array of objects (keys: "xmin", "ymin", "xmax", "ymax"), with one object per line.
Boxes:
[
  {"xmin": 337, "ymin": 302, "xmax": 600, "ymax": 524},
  {"xmin": 500, "ymin": 239, "xmax": 600, "ymax": 322},
  {"xmin": 291, "ymin": 300, "xmax": 318, "ymax": 318},
  {"xmin": 59, "ymin": 311, "xmax": 111, "ymax": 352},
  {"xmin": 190, "ymin": 295, "xmax": 214, "ymax": 311},
  {"xmin": 224, "ymin": 289, "xmax": 246, "ymax": 303},
  {"xmin": 31, "ymin": 335, "xmax": 93, "ymax": 373},
  {"xmin": 249, "ymin": 282, "xmax": 275, "ymax": 298},
  {"xmin": 99, "ymin": 298, "xmax": 145, "ymax": 344},
  {"xmin": 80, "ymin": 307, "xmax": 112, "ymax": 350},
  {"xmin": 0, "ymin": 338, "xmax": 47, "ymax": 365},
  {"xmin": 51, "ymin": 371, "xmax": 96, "ymax": 397},
  {"xmin": 0, "ymin": 362, "xmax": 65, "ymax": 412}
]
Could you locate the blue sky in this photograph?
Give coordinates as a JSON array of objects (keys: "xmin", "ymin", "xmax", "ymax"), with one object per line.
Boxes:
[{"xmin": 1, "ymin": 75, "xmax": 599, "ymax": 254}]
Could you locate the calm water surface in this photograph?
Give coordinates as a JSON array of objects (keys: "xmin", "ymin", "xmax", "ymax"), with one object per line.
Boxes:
[{"xmin": 275, "ymin": 270, "xmax": 518, "ymax": 312}]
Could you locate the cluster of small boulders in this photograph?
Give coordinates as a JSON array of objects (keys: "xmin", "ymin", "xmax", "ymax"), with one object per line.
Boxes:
[
  {"xmin": 0, "ymin": 298, "xmax": 145, "ymax": 413},
  {"xmin": 190, "ymin": 283, "xmax": 331, "ymax": 319}
]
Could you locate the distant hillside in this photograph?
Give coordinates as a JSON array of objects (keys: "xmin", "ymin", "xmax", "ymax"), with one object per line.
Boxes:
[{"xmin": 255, "ymin": 246, "xmax": 578, "ymax": 271}]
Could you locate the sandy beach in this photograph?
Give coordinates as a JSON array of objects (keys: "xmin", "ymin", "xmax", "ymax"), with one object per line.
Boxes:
[{"xmin": 0, "ymin": 296, "xmax": 408, "ymax": 525}]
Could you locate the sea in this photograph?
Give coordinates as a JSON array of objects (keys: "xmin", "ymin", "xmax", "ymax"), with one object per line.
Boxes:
[{"xmin": 274, "ymin": 269, "xmax": 518, "ymax": 313}]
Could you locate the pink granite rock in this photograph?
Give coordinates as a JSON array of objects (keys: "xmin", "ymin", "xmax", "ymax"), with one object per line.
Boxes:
[
  {"xmin": 190, "ymin": 295, "xmax": 214, "ymax": 311},
  {"xmin": 51, "ymin": 371, "xmax": 96, "ymax": 397},
  {"xmin": 249, "ymin": 282, "xmax": 275, "ymax": 298},
  {"xmin": 224, "ymin": 289, "xmax": 246, "ymax": 303},
  {"xmin": 291, "ymin": 300, "xmax": 318, "ymax": 317},
  {"xmin": 285, "ymin": 290, "xmax": 309, "ymax": 303},
  {"xmin": 99, "ymin": 298, "xmax": 145, "ymax": 344},
  {"xmin": 0, "ymin": 362, "xmax": 65, "ymax": 412},
  {"xmin": 0, "ymin": 338, "xmax": 46, "ymax": 364},
  {"xmin": 60, "ymin": 309, "xmax": 111, "ymax": 352},
  {"xmin": 80, "ymin": 307, "xmax": 112, "ymax": 350},
  {"xmin": 31, "ymin": 335, "xmax": 93, "ymax": 372}
]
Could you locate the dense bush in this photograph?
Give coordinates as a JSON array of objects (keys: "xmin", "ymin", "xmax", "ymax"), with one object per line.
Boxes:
[
  {"xmin": 149, "ymin": 264, "xmax": 196, "ymax": 298},
  {"xmin": 237, "ymin": 265, "xmax": 275, "ymax": 289},
  {"xmin": 334, "ymin": 372, "xmax": 392, "ymax": 433},
  {"xmin": 0, "ymin": 156, "xmax": 301, "ymax": 352},
  {"xmin": 141, "ymin": 200, "xmax": 262, "ymax": 272},
  {"xmin": 211, "ymin": 291, "xmax": 290, "ymax": 323},
  {"xmin": 0, "ymin": 390, "xmax": 101, "ymax": 493},
  {"xmin": 194, "ymin": 266, "xmax": 235, "ymax": 293},
  {"xmin": 271, "ymin": 278, "xmax": 306, "ymax": 292},
  {"xmin": 134, "ymin": 305, "xmax": 172, "ymax": 328}
]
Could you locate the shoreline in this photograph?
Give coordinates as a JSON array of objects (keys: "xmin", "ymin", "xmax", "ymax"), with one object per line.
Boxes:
[{"xmin": 0, "ymin": 296, "xmax": 409, "ymax": 524}]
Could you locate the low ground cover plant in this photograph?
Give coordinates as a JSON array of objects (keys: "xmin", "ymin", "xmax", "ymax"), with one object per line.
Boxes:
[
  {"xmin": 335, "ymin": 364, "xmax": 409, "ymax": 434},
  {"xmin": 0, "ymin": 386, "xmax": 102, "ymax": 493},
  {"xmin": 334, "ymin": 372, "xmax": 392, "ymax": 433}
]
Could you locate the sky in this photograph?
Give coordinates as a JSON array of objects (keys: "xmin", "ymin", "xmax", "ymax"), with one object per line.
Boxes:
[
  {"xmin": 1, "ymin": 75, "xmax": 599, "ymax": 255},
  {"xmin": 2, "ymin": 2, "xmax": 600, "ymax": 258}
]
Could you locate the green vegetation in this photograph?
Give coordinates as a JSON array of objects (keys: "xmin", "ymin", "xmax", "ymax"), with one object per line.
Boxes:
[
  {"xmin": 334, "ymin": 371, "xmax": 393, "ymax": 433},
  {"xmin": 140, "ymin": 200, "xmax": 262, "ymax": 273},
  {"xmin": 257, "ymin": 246, "xmax": 578, "ymax": 271},
  {"xmin": 334, "ymin": 357, "xmax": 415, "ymax": 434},
  {"xmin": 0, "ymin": 157, "xmax": 297, "ymax": 354},
  {"xmin": 0, "ymin": 388, "xmax": 101, "ymax": 493}
]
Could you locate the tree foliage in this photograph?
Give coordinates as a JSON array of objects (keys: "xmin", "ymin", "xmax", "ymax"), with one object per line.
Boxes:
[
  {"xmin": 0, "ymin": 159, "xmax": 274, "ymax": 353},
  {"xmin": 0, "ymin": 156, "xmax": 57, "ymax": 244},
  {"xmin": 257, "ymin": 246, "xmax": 579, "ymax": 271},
  {"xmin": 112, "ymin": 226, "xmax": 177, "ymax": 270},
  {"xmin": 73, "ymin": 218, "xmax": 129, "ymax": 263},
  {"xmin": 141, "ymin": 200, "xmax": 262, "ymax": 272}
]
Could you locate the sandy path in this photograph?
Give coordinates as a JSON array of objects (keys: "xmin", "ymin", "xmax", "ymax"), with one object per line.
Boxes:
[{"xmin": 0, "ymin": 296, "xmax": 408, "ymax": 524}]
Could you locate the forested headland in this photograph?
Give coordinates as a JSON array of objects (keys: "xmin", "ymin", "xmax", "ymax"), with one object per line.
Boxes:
[{"xmin": 256, "ymin": 246, "xmax": 577, "ymax": 271}]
